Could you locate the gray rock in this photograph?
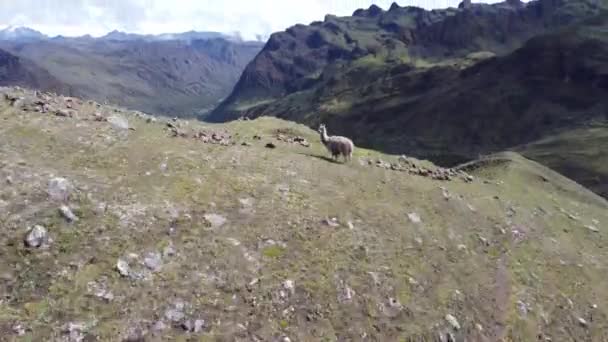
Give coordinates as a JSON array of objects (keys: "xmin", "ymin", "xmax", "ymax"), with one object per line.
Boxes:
[
  {"xmin": 116, "ymin": 259, "xmax": 130, "ymax": 277},
  {"xmin": 321, "ymin": 217, "xmax": 340, "ymax": 227},
  {"xmin": 25, "ymin": 225, "xmax": 48, "ymax": 248},
  {"xmin": 48, "ymin": 177, "xmax": 71, "ymax": 202},
  {"xmin": 107, "ymin": 115, "xmax": 129, "ymax": 130},
  {"xmin": 86, "ymin": 281, "xmax": 114, "ymax": 302},
  {"xmin": 12, "ymin": 323, "xmax": 26, "ymax": 336},
  {"xmin": 59, "ymin": 205, "xmax": 79, "ymax": 222},
  {"xmin": 164, "ymin": 302, "xmax": 185, "ymax": 323},
  {"xmin": 162, "ymin": 244, "xmax": 176, "ymax": 258},
  {"xmin": 182, "ymin": 319, "xmax": 205, "ymax": 333},
  {"xmin": 151, "ymin": 320, "xmax": 167, "ymax": 333},
  {"xmin": 408, "ymin": 212, "xmax": 421, "ymax": 224},
  {"xmin": 578, "ymin": 317, "xmax": 588, "ymax": 327},
  {"xmin": 144, "ymin": 252, "xmax": 162, "ymax": 272},
  {"xmin": 585, "ymin": 225, "xmax": 599, "ymax": 233},
  {"xmin": 204, "ymin": 213, "xmax": 227, "ymax": 228},
  {"xmin": 445, "ymin": 314, "xmax": 460, "ymax": 330}
]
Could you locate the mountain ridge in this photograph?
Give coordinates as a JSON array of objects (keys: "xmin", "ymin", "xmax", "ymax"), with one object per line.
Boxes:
[{"xmin": 207, "ymin": 0, "xmax": 608, "ymax": 198}]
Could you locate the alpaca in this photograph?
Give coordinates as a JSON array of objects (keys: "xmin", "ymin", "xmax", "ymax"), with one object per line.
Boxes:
[{"xmin": 318, "ymin": 124, "xmax": 354, "ymax": 162}]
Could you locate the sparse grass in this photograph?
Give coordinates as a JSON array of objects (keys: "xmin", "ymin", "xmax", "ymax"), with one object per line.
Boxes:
[{"xmin": 0, "ymin": 89, "xmax": 607, "ymax": 341}]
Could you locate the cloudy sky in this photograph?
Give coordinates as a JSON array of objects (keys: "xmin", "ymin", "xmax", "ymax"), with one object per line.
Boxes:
[{"xmin": 0, "ymin": 0, "xmax": 509, "ymax": 41}]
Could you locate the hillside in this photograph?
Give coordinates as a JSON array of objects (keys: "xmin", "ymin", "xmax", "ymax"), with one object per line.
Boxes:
[
  {"xmin": 207, "ymin": 0, "xmax": 608, "ymax": 198},
  {"xmin": 0, "ymin": 49, "xmax": 71, "ymax": 95},
  {"xmin": 1, "ymin": 86, "xmax": 607, "ymax": 341},
  {"xmin": 0, "ymin": 34, "xmax": 263, "ymax": 117}
]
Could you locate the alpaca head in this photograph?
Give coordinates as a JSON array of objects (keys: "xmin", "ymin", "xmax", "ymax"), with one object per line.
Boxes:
[{"xmin": 318, "ymin": 124, "xmax": 326, "ymax": 134}]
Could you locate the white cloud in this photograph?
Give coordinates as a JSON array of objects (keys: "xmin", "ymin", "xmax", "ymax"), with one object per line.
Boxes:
[{"xmin": 0, "ymin": 0, "xmax": 515, "ymax": 41}]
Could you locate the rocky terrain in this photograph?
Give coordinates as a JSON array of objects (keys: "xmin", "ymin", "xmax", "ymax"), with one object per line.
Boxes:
[
  {"xmin": 0, "ymin": 86, "xmax": 606, "ymax": 341},
  {"xmin": 208, "ymin": 0, "xmax": 608, "ymax": 199},
  {"xmin": 0, "ymin": 30, "xmax": 263, "ymax": 118}
]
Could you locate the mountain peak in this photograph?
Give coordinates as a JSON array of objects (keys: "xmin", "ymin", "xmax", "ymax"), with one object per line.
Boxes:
[{"xmin": 0, "ymin": 26, "xmax": 47, "ymax": 41}]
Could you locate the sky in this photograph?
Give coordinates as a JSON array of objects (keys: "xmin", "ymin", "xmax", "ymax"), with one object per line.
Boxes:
[{"xmin": 0, "ymin": 0, "xmax": 511, "ymax": 41}]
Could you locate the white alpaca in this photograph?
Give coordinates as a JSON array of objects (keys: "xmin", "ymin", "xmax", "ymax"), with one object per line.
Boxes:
[{"xmin": 318, "ymin": 124, "xmax": 354, "ymax": 162}]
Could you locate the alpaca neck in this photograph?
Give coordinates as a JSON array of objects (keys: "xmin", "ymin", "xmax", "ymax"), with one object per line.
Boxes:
[{"xmin": 320, "ymin": 128, "xmax": 329, "ymax": 145}]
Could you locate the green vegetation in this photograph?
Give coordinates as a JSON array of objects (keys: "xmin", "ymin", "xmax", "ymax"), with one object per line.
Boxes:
[{"xmin": 0, "ymin": 88, "xmax": 606, "ymax": 340}]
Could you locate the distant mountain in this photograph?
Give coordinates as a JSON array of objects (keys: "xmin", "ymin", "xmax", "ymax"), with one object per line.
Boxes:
[
  {"xmin": 0, "ymin": 48, "xmax": 70, "ymax": 93},
  {"xmin": 0, "ymin": 32, "xmax": 263, "ymax": 117},
  {"xmin": 0, "ymin": 26, "xmax": 47, "ymax": 41},
  {"xmin": 100, "ymin": 30, "xmax": 231, "ymax": 42}
]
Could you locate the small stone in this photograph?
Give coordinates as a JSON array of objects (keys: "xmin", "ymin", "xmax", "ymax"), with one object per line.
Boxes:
[
  {"xmin": 144, "ymin": 252, "xmax": 162, "ymax": 272},
  {"xmin": 107, "ymin": 115, "xmax": 129, "ymax": 130},
  {"xmin": 25, "ymin": 225, "xmax": 48, "ymax": 248},
  {"xmin": 338, "ymin": 283, "xmax": 355, "ymax": 303},
  {"xmin": 445, "ymin": 314, "xmax": 460, "ymax": 330},
  {"xmin": 283, "ymin": 279, "xmax": 295, "ymax": 295},
  {"xmin": 414, "ymin": 237, "xmax": 423, "ymax": 246},
  {"xmin": 578, "ymin": 317, "xmax": 588, "ymax": 327},
  {"xmin": 346, "ymin": 221, "xmax": 355, "ymax": 229},
  {"xmin": 457, "ymin": 244, "xmax": 468, "ymax": 251},
  {"xmin": 585, "ymin": 225, "xmax": 599, "ymax": 233},
  {"xmin": 478, "ymin": 235, "xmax": 489, "ymax": 246},
  {"xmin": 466, "ymin": 175, "xmax": 474, "ymax": 182},
  {"xmin": 163, "ymin": 244, "xmax": 176, "ymax": 258},
  {"xmin": 48, "ymin": 177, "xmax": 71, "ymax": 202},
  {"xmin": 165, "ymin": 307, "xmax": 185, "ymax": 323},
  {"xmin": 59, "ymin": 205, "xmax": 79, "ymax": 222},
  {"xmin": 151, "ymin": 320, "xmax": 167, "ymax": 333},
  {"xmin": 204, "ymin": 213, "xmax": 227, "ymax": 228},
  {"xmin": 475, "ymin": 323, "xmax": 483, "ymax": 332},
  {"xmin": 116, "ymin": 259, "xmax": 130, "ymax": 277},
  {"xmin": 265, "ymin": 142, "xmax": 276, "ymax": 149},
  {"xmin": 591, "ymin": 304, "xmax": 598, "ymax": 309},
  {"xmin": 12, "ymin": 323, "xmax": 26, "ymax": 336},
  {"xmin": 408, "ymin": 212, "xmax": 421, "ymax": 224},
  {"xmin": 183, "ymin": 319, "xmax": 205, "ymax": 333},
  {"xmin": 322, "ymin": 217, "xmax": 340, "ymax": 227}
]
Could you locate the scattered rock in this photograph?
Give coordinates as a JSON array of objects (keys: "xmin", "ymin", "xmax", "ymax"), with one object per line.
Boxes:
[
  {"xmin": 164, "ymin": 302, "xmax": 186, "ymax": 323},
  {"xmin": 48, "ymin": 177, "xmax": 71, "ymax": 202},
  {"xmin": 337, "ymin": 282, "xmax": 355, "ymax": 303},
  {"xmin": 108, "ymin": 115, "xmax": 130, "ymax": 130},
  {"xmin": 585, "ymin": 225, "xmax": 599, "ymax": 233},
  {"xmin": 346, "ymin": 221, "xmax": 355, "ymax": 229},
  {"xmin": 204, "ymin": 213, "xmax": 227, "ymax": 228},
  {"xmin": 322, "ymin": 217, "xmax": 340, "ymax": 227},
  {"xmin": 578, "ymin": 317, "xmax": 588, "ymax": 327},
  {"xmin": 182, "ymin": 319, "xmax": 205, "ymax": 333},
  {"xmin": 283, "ymin": 279, "xmax": 295, "ymax": 295},
  {"xmin": 12, "ymin": 323, "xmax": 26, "ymax": 336},
  {"xmin": 162, "ymin": 244, "xmax": 176, "ymax": 258},
  {"xmin": 55, "ymin": 109, "xmax": 73, "ymax": 117},
  {"xmin": 86, "ymin": 281, "xmax": 114, "ymax": 302},
  {"xmin": 151, "ymin": 320, "xmax": 168, "ymax": 333},
  {"xmin": 25, "ymin": 225, "xmax": 49, "ymax": 248},
  {"xmin": 116, "ymin": 259, "xmax": 130, "ymax": 277},
  {"xmin": 445, "ymin": 314, "xmax": 460, "ymax": 330},
  {"xmin": 62, "ymin": 321, "xmax": 90, "ymax": 342},
  {"xmin": 408, "ymin": 212, "xmax": 421, "ymax": 224},
  {"xmin": 143, "ymin": 252, "xmax": 162, "ymax": 272},
  {"xmin": 241, "ymin": 142, "xmax": 252, "ymax": 146},
  {"xmin": 265, "ymin": 142, "xmax": 276, "ymax": 149},
  {"xmin": 59, "ymin": 205, "xmax": 79, "ymax": 222}
]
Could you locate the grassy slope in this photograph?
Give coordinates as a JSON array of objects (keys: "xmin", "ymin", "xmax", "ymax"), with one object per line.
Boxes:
[{"xmin": 0, "ymin": 88, "xmax": 606, "ymax": 341}]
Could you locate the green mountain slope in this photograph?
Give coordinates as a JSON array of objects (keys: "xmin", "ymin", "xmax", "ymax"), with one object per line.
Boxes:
[
  {"xmin": 208, "ymin": 1, "xmax": 608, "ymax": 197},
  {"xmin": 1, "ymin": 87, "xmax": 607, "ymax": 341}
]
